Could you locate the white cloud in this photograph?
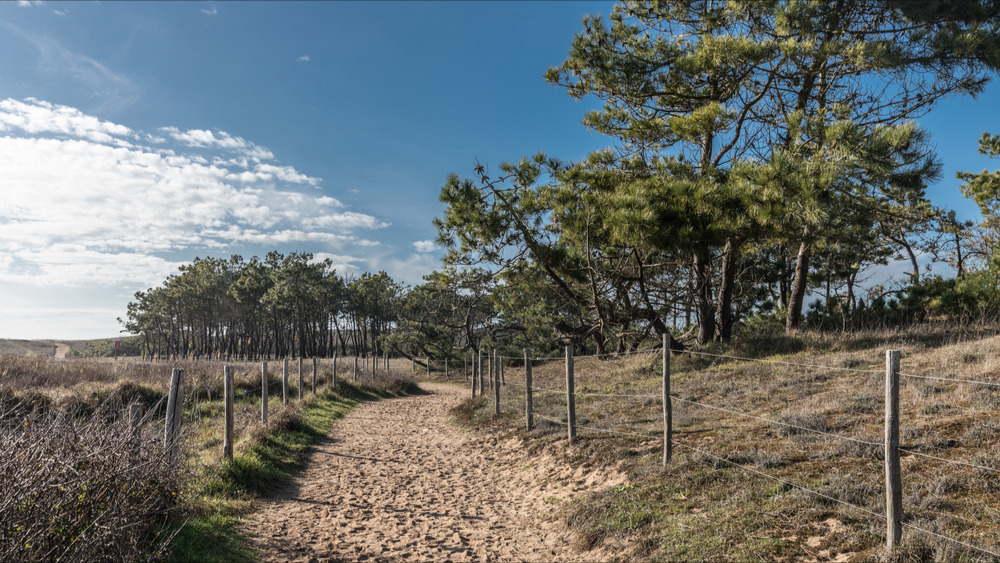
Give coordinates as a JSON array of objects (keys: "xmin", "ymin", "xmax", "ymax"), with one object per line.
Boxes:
[
  {"xmin": 304, "ymin": 212, "xmax": 386, "ymax": 230},
  {"xmin": 369, "ymin": 251, "xmax": 442, "ymax": 286},
  {"xmin": 0, "ymin": 248, "xmax": 183, "ymax": 287},
  {"xmin": 159, "ymin": 126, "xmax": 274, "ymax": 159},
  {"xmin": 413, "ymin": 240, "xmax": 437, "ymax": 253},
  {"xmin": 309, "ymin": 252, "xmax": 361, "ymax": 276},
  {"xmin": 316, "ymin": 196, "xmax": 343, "ymax": 207},
  {"xmin": 17, "ymin": 1, "xmax": 43, "ymax": 7},
  {"xmin": 201, "ymin": 4, "xmax": 218, "ymax": 16},
  {"xmin": 0, "ymin": 97, "xmax": 133, "ymax": 144},
  {"xmin": 296, "ymin": 55, "xmax": 311, "ymax": 63},
  {"xmin": 254, "ymin": 162, "xmax": 320, "ymax": 185},
  {"xmin": 0, "ymin": 302, "xmax": 127, "ymax": 340},
  {"xmin": 0, "ymin": 98, "xmax": 385, "ymax": 287}
]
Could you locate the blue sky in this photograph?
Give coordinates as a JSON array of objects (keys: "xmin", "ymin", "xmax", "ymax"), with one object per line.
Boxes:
[{"xmin": 0, "ymin": 0, "xmax": 998, "ymax": 339}]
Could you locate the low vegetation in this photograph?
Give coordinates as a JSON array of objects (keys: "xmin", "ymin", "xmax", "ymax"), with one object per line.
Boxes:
[
  {"xmin": 0, "ymin": 355, "xmax": 418, "ymax": 562},
  {"xmin": 0, "ymin": 399, "xmax": 180, "ymax": 562},
  {"xmin": 451, "ymin": 323, "xmax": 1000, "ymax": 562}
]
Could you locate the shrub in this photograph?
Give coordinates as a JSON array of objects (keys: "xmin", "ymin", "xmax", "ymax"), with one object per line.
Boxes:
[{"xmin": 0, "ymin": 399, "xmax": 181, "ymax": 562}]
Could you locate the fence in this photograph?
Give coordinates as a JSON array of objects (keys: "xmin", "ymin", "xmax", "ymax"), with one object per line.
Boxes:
[
  {"xmin": 146, "ymin": 355, "xmax": 405, "ymax": 462},
  {"xmin": 453, "ymin": 340, "xmax": 1000, "ymax": 558}
]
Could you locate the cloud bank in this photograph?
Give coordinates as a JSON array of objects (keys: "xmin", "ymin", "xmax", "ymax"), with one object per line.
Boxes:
[{"xmin": 0, "ymin": 98, "xmax": 383, "ymax": 288}]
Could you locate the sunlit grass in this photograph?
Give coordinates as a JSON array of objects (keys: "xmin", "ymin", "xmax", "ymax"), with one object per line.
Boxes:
[{"xmin": 460, "ymin": 323, "xmax": 1000, "ymax": 561}]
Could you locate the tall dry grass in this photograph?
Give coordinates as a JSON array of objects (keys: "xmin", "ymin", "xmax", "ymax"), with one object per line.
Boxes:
[{"xmin": 473, "ymin": 326, "xmax": 1000, "ymax": 561}]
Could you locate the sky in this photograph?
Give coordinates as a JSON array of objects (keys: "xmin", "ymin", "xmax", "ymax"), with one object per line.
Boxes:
[{"xmin": 1, "ymin": 1, "xmax": 999, "ymax": 339}]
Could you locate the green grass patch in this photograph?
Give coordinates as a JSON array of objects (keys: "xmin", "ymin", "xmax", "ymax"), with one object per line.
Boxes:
[{"xmin": 164, "ymin": 513, "xmax": 255, "ymax": 563}]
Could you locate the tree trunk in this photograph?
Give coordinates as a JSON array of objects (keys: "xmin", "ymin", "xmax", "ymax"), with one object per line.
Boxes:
[
  {"xmin": 778, "ymin": 247, "xmax": 790, "ymax": 310},
  {"xmin": 786, "ymin": 240, "xmax": 811, "ymax": 332},
  {"xmin": 954, "ymin": 230, "xmax": 965, "ymax": 279},
  {"xmin": 716, "ymin": 239, "xmax": 738, "ymax": 342},
  {"xmin": 693, "ymin": 252, "xmax": 716, "ymax": 345}
]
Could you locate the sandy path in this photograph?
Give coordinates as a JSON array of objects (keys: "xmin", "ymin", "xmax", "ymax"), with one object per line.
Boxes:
[
  {"xmin": 53, "ymin": 343, "xmax": 70, "ymax": 359},
  {"xmin": 242, "ymin": 382, "xmax": 624, "ymax": 562}
]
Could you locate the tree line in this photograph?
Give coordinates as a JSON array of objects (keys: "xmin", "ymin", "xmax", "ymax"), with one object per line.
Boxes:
[
  {"xmin": 120, "ymin": 254, "xmax": 526, "ymax": 361},
  {"xmin": 120, "ymin": 253, "xmax": 402, "ymax": 360},
  {"xmin": 123, "ymin": 1, "xmax": 1000, "ymax": 358}
]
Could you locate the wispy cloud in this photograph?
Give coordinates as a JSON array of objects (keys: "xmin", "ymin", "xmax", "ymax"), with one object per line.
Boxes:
[
  {"xmin": 296, "ymin": 55, "xmax": 311, "ymax": 63},
  {"xmin": 0, "ymin": 20, "xmax": 139, "ymax": 113},
  {"xmin": 201, "ymin": 3, "xmax": 218, "ymax": 16},
  {"xmin": 0, "ymin": 98, "xmax": 385, "ymax": 287}
]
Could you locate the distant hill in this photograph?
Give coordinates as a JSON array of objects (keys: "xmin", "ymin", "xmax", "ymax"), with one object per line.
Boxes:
[{"xmin": 0, "ymin": 339, "xmax": 116, "ymax": 359}]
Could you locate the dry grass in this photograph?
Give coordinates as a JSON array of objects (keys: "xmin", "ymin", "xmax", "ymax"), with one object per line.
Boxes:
[{"xmin": 466, "ymin": 324, "xmax": 1000, "ymax": 562}]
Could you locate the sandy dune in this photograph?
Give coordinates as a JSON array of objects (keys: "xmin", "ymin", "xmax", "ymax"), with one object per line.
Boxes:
[{"xmin": 242, "ymin": 382, "xmax": 624, "ymax": 562}]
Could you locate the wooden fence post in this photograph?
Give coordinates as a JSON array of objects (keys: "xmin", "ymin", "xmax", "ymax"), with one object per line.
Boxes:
[
  {"xmin": 885, "ymin": 349, "xmax": 902, "ymax": 550},
  {"xmin": 478, "ymin": 349, "xmax": 484, "ymax": 397},
  {"xmin": 297, "ymin": 357, "xmax": 303, "ymax": 400},
  {"xmin": 332, "ymin": 353, "xmax": 338, "ymax": 388},
  {"xmin": 471, "ymin": 354, "xmax": 478, "ymax": 398},
  {"xmin": 566, "ymin": 344, "xmax": 576, "ymax": 444},
  {"xmin": 426, "ymin": 357, "xmax": 431, "ymax": 375},
  {"xmin": 261, "ymin": 361, "xmax": 268, "ymax": 425},
  {"xmin": 282, "ymin": 358, "xmax": 288, "ymax": 405},
  {"xmin": 164, "ymin": 368, "xmax": 184, "ymax": 459},
  {"xmin": 353, "ymin": 355, "xmax": 358, "ymax": 383},
  {"xmin": 312, "ymin": 357, "xmax": 317, "ymax": 394},
  {"xmin": 493, "ymin": 353, "xmax": 501, "ymax": 416},
  {"xmin": 525, "ymin": 350, "xmax": 533, "ymax": 430},
  {"xmin": 411, "ymin": 356, "xmax": 415, "ymax": 374},
  {"xmin": 223, "ymin": 366, "xmax": 234, "ymax": 461},
  {"xmin": 445, "ymin": 357, "xmax": 449, "ymax": 379},
  {"xmin": 663, "ymin": 333, "xmax": 672, "ymax": 464}
]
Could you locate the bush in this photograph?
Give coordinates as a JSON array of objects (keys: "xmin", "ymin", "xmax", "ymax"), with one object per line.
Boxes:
[
  {"xmin": 0, "ymin": 399, "xmax": 181, "ymax": 562},
  {"xmin": 798, "ymin": 271, "xmax": 1000, "ymax": 331}
]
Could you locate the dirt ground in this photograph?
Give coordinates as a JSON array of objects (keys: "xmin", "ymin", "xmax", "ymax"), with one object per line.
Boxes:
[{"xmin": 242, "ymin": 381, "xmax": 625, "ymax": 562}]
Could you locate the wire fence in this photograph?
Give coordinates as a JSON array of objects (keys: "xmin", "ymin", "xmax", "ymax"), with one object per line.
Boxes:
[{"xmin": 463, "ymin": 343, "xmax": 1000, "ymax": 559}]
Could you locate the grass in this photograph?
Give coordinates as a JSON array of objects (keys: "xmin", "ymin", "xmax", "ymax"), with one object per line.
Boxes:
[
  {"xmin": 451, "ymin": 323, "xmax": 1000, "ymax": 562},
  {"xmin": 0, "ymin": 355, "xmax": 418, "ymax": 562}
]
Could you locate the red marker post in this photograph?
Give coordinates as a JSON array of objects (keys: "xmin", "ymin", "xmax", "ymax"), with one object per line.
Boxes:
[{"xmin": 114, "ymin": 339, "xmax": 121, "ymax": 359}]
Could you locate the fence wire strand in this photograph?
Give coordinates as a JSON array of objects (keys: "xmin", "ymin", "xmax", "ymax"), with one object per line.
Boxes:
[
  {"xmin": 669, "ymin": 396, "xmax": 882, "ymax": 447},
  {"xmin": 533, "ymin": 414, "xmax": 662, "ymax": 441},
  {"xmin": 899, "ymin": 372, "xmax": 1000, "ymax": 388},
  {"xmin": 669, "ymin": 439, "xmax": 886, "ymax": 520},
  {"xmin": 676, "ymin": 349, "xmax": 884, "ymax": 375},
  {"xmin": 898, "ymin": 448, "xmax": 1000, "ymax": 475}
]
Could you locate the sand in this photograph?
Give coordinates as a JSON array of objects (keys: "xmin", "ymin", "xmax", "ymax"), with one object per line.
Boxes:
[{"xmin": 241, "ymin": 381, "xmax": 624, "ymax": 562}]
